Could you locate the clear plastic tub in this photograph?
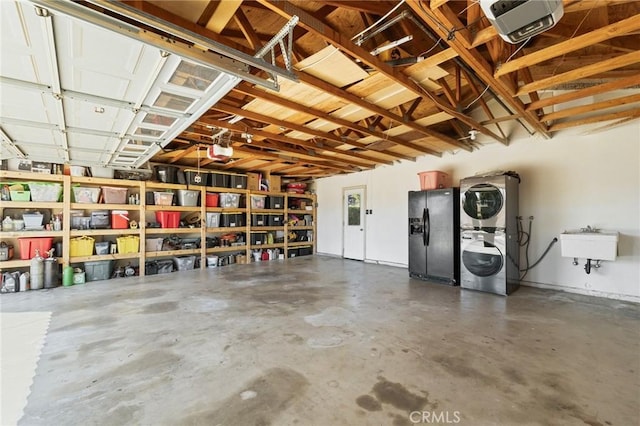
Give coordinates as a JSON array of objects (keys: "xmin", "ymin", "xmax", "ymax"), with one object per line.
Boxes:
[
  {"xmin": 145, "ymin": 238, "xmax": 164, "ymax": 252},
  {"xmin": 219, "ymin": 193, "xmax": 240, "ymax": 208},
  {"xmin": 73, "ymin": 186, "xmax": 101, "ymax": 203},
  {"xmin": 250, "ymin": 195, "xmax": 266, "ymax": 209},
  {"xmin": 206, "ymin": 212, "xmax": 221, "ymax": 228},
  {"xmin": 154, "ymin": 192, "xmax": 174, "ymax": 206},
  {"xmin": 173, "ymin": 255, "xmax": 195, "ymax": 271},
  {"xmin": 177, "ymin": 189, "xmax": 200, "ymax": 206},
  {"xmin": 101, "ymin": 186, "xmax": 128, "ymax": 204},
  {"xmin": 29, "ymin": 183, "xmax": 62, "ymax": 202}
]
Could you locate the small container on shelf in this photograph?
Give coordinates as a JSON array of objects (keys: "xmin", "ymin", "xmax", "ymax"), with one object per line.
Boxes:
[
  {"xmin": 29, "ymin": 183, "xmax": 62, "ymax": 202},
  {"xmin": 18, "ymin": 237, "xmax": 54, "ymax": 259},
  {"xmin": 251, "ymin": 214, "xmax": 266, "ymax": 226},
  {"xmin": 69, "ymin": 236, "xmax": 95, "ymax": 257},
  {"xmin": 418, "ymin": 171, "xmax": 451, "ymax": 190},
  {"xmin": 266, "ymin": 196, "xmax": 284, "ymax": 209},
  {"xmin": 156, "ymin": 259, "xmax": 174, "ymax": 274},
  {"xmin": 229, "ymin": 174, "xmax": 247, "ymax": 189},
  {"xmin": 268, "ymin": 215, "xmax": 284, "ymax": 226},
  {"xmin": 101, "ymin": 186, "xmax": 128, "ymax": 204},
  {"xmin": 184, "ymin": 170, "xmax": 208, "ymax": 186},
  {"xmin": 84, "ymin": 260, "xmax": 113, "ymax": 281},
  {"xmin": 154, "ymin": 192, "xmax": 174, "ymax": 206},
  {"xmin": 111, "ymin": 210, "xmax": 129, "ymax": 229},
  {"xmin": 205, "ymin": 193, "xmax": 219, "ymax": 207},
  {"xmin": 250, "ymin": 195, "xmax": 266, "ymax": 209},
  {"xmin": 220, "ymin": 213, "xmax": 244, "ymax": 228},
  {"xmin": 117, "ymin": 236, "xmax": 140, "ymax": 254},
  {"xmin": 177, "ymin": 189, "xmax": 200, "ymax": 207},
  {"xmin": 156, "ymin": 211, "xmax": 181, "ymax": 228},
  {"xmin": 219, "ymin": 193, "xmax": 241, "ymax": 208},
  {"xmin": 73, "ymin": 186, "xmax": 101, "ymax": 203},
  {"xmin": 173, "ymin": 255, "xmax": 195, "ymax": 271},
  {"xmin": 206, "ymin": 212, "xmax": 221, "ymax": 228},
  {"xmin": 90, "ymin": 210, "xmax": 110, "ymax": 229},
  {"xmin": 95, "ymin": 241, "xmax": 110, "ymax": 255},
  {"xmin": 22, "ymin": 213, "xmax": 44, "ymax": 228},
  {"xmin": 145, "ymin": 238, "xmax": 164, "ymax": 252},
  {"xmin": 10, "ymin": 190, "xmax": 30, "ymax": 201},
  {"xmin": 210, "ymin": 172, "xmax": 229, "ymax": 188},
  {"xmin": 288, "ymin": 248, "xmax": 299, "ymax": 258}
]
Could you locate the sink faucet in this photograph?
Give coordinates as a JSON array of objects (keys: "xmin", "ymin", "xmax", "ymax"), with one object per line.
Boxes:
[{"xmin": 580, "ymin": 225, "xmax": 599, "ymax": 233}]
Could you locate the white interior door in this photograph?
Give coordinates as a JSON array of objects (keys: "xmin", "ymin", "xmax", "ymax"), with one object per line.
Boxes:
[{"xmin": 343, "ymin": 186, "xmax": 366, "ymax": 260}]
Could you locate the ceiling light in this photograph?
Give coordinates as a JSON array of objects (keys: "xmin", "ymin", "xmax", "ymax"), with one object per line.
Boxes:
[
  {"xmin": 94, "ymin": 106, "xmax": 105, "ymax": 113},
  {"xmin": 370, "ymin": 35, "xmax": 413, "ymax": 56}
]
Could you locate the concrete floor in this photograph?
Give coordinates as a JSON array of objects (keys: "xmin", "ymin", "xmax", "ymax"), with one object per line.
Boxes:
[{"xmin": 2, "ymin": 256, "xmax": 639, "ymax": 425}]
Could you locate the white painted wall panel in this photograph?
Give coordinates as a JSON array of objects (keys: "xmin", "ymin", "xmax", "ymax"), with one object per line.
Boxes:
[{"xmin": 316, "ymin": 120, "xmax": 640, "ymax": 301}]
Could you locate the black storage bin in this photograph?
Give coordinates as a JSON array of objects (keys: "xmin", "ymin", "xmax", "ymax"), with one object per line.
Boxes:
[
  {"xmin": 229, "ymin": 174, "xmax": 247, "ymax": 189},
  {"xmin": 156, "ymin": 259, "xmax": 174, "ymax": 274},
  {"xmin": 145, "ymin": 261, "xmax": 158, "ymax": 275},
  {"xmin": 268, "ymin": 215, "xmax": 284, "ymax": 226},
  {"xmin": 155, "ymin": 165, "xmax": 179, "ymax": 183},
  {"xmin": 299, "ymin": 246, "xmax": 313, "ymax": 256},
  {"xmin": 90, "ymin": 210, "xmax": 110, "ymax": 229},
  {"xmin": 267, "ymin": 196, "xmax": 284, "ymax": 209},
  {"xmin": 210, "ymin": 172, "xmax": 229, "ymax": 188},
  {"xmin": 185, "ymin": 170, "xmax": 207, "ymax": 186},
  {"xmin": 145, "ymin": 191, "xmax": 155, "ymax": 205},
  {"xmin": 220, "ymin": 213, "xmax": 245, "ymax": 228},
  {"xmin": 288, "ymin": 248, "xmax": 299, "ymax": 258},
  {"xmin": 251, "ymin": 233, "xmax": 267, "ymax": 245},
  {"xmin": 251, "ymin": 214, "xmax": 266, "ymax": 226}
]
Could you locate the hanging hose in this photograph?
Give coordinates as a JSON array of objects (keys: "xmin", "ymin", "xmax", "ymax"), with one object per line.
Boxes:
[{"xmin": 518, "ymin": 216, "xmax": 558, "ymax": 281}]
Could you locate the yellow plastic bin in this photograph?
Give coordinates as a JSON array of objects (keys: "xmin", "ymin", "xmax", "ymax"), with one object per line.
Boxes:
[
  {"xmin": 117, "ymin": 236, "xmax": 140, "ymax": 254},
  {"xmin": 70, "ymin": 236, "xmax": 95, "ymax": 257}
]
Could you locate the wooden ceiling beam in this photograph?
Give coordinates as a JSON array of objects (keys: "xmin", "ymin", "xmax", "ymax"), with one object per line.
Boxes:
[
  {"xmin": 517, "ymin": 50, "xmax": 640, "ymax": 96},
  {"xmin": 232, "ymin": 8, "xmax": 263, "ymax": 50},
  {"xmin": 167, "ymin": 144, "xmax": 199, "ymax": 164},
  {"xmin": 526, "ymin": 74, "xmax": 640, "ymax": 111},
  {"xmin": 460, "ymin": 68, "xmax": 508, "ymax": 142},
  {"xmin": 197, "ymin": 1, "xmax": 220, "ymax": 27},
  {"xmin": 496, "ymin": 15, "xmax": 640, "ymax": 77},
  {"xmin": 209, "ymin": 103, "xmax": 394, "ymax": 166},
  {"xmin": 232, "ymin": 84, "xmax": 417, "ymax": 160},
  {"xmin": 407, "ymin": 0, "xmax": 551, "ymax": 138},
  {"xmin": 549, "ymin": 107, "xmax": 640, "ymax": 132},
  {"xmin": 542, "ymin": 93, "xmax": 640, "ymax": 122},
  {"xmin": 197, "ymin": 117, "xmax": 383, "ymax": 169},
  {"xmin": 257, "ymin": 0, "xmax": 488, "ymax": 147}
]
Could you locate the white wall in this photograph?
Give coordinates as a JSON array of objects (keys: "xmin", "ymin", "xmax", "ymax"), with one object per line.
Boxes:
[{"xmin": 316, "ymin": 119, "xmax": 640, "ymax": 301}]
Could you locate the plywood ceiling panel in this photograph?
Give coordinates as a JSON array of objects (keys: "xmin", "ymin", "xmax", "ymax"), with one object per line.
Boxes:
[{"xmin": 294, "ymin": 45, "xmax": 369, "ymax": 88}]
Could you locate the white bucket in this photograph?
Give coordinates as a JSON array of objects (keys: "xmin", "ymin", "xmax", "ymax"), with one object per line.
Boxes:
[
  {"xmin": 70, "ymin": 166, "xmax": 86, "ymax": 176},
  {"xmin": 207, "ymin": 255, "xmax": 218, "ymax": 268}
]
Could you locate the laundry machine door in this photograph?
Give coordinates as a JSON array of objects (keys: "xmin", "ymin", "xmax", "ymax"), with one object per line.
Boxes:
[
  {"xmin": 461, "ymin": 183, "xmax": 505, "ymax": 230},
  {"xmin": 462, "ymin": 240, "xmax": 503, "ymax": 277},
  {"xmin": 460, "ymin": 231, "xmax": 508, "ymax": 295}
]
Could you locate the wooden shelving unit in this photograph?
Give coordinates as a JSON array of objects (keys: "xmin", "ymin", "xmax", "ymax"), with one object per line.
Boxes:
[{"xmin": 0, "ymin": 171, "xmax": 316, "ymax": 279}]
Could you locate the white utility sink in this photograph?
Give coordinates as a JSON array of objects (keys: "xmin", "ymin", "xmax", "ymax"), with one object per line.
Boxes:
[{"xmin": 560, "ymin": 230, "xmax": 619, "ymax": 261}]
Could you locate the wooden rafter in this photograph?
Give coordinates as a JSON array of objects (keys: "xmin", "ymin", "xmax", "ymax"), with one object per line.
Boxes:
[
  {"xmin": 549, "ymin": 107, "xmax": 640, "ymax": 131},
  {"xmin": 542, "ymin": 93, "xmax": 640, "ymax": 122},
  {"xmin": 233, "ymin": 8, "xmax": 263, "ymax": 50}
]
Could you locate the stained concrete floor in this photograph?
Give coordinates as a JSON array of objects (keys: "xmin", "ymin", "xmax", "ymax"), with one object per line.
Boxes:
[{"xmin": 2, "ymin": 256, "xmax": 639, "ymax": 425}]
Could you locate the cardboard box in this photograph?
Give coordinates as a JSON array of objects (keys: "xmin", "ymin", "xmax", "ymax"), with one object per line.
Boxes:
[{"xmin": 31, "ymin": 161, "xmax": 52, "ymax": 174}]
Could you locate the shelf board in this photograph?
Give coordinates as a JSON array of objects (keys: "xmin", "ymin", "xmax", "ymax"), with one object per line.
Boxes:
[
  {"xmin": 250, "ymin": 243, "xmax": 284, "ymax": 250},
  {"xmin": 288, "ymin": 209, "xmax": 314, "ymax": 215},
  {"xmin": 251, "ymin": 209, "xmax": 284, "ymax": 214},
  {"xmin": 0, "ymin": 257, "xmax": 62, "ymax": 269},
  {"xmin": 146, "ymin": 182, "xmax": 199, "ymax": 191},
  {"xmin": 288, "ymin": 225, "xmax": 313, "ymax": 230},
  {"xmin": 288, "ymin": 241, "xmax": 314, "ymax": 247},
  {"xmin": 145, "ymin": 228, "xmax": 202, "ymax": 234},
  {"xmin": 250, "ymin": 190, "xmax": 287, "ymax": 196},
  {"xmin": 0, "ymin": 171, "xmax": 64, "ymax": 182},
  {"xmin": 1, "ymin": 230, "xmax": 64, "ymax": 238},
  {"xmin": 146, "ymin": 248, "xmax": 201, "ymax": 258},
  {"xmin": 71, "ymin": 176, "xmax": 141, "ymax": 187},
  {"xmin": 207, "ymin": 246, "xmax": 247, "ymax": 253},
  {"xmin": 146, "ymin": 205, "xmax": 201, "ymax": 212},
  {"xmin": 1, "ymin": 201, "xmax": 64, "ymax": 209},
  {"xmin": 209, "ymin": 187, "xmax": 247, "ymax": 194},
  {"xmin": 250, "ymin": 226, "xmax": 284, "ymax": 232},
  {"xmin": 205, "ymin": 207, "xmax": 247, "ymax": 213},
  {"xmin": 206, "ymin": 227, "xmax": 246, "ymax": 233},
  {"xmin": 70, "ymin": 229, "xmax": 140, "ymax": 237},
  {"xmin": 70, "ymin": 203, "xmax": 139, "ymax": 211},
  {"xmin": 286, "ymin": 193, "xmax": 315, "ymax": 200},
  {"xmin": 69, "ymin": 253, "xmax": 140, "ymax": 263}
]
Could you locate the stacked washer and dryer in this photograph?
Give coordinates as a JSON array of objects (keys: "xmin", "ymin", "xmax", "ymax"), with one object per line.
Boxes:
[{"xmin": 459, "ymin": 173, "xmax": 520, "ymax": 295}]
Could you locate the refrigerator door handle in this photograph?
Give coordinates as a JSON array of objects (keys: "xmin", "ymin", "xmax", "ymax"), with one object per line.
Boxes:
[
  {"xmin": 425, "ymin": 208, "xmax": 431, "ymax": 246},
  {"xmin": 422, "ymin": 208, "xmax": 427, "ymax": 246}
]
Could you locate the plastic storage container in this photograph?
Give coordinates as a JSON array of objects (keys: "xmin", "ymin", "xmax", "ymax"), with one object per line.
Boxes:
[
  {"xmin": 251, "ymin": 214, "xmax": 266, "ymax": 226},
  {"xmin": 156, "ymin": 259, "xmax": 174, "ymax": 274},
  {"xmin": 22, "ymin": 213, "xmax": 44, "ymax": 228},
  {"xmin": 101, "ymin": 186, "xmax": 128, "ymax": 204},
  {"xmin": 145, "ymin": 238, "xmax": 164, "ymax": 252},
  {"xmin": 251, "ymin": 233, "xmax": 267, "ymax": 245},
  {"xmin": 229, "ymin": 174, "xmax": 247, "ymax": 189},
  {"xmin": 84, "ymin": 260, "xmax": 113, "ymax": 281},
  {"xmin": 206, "ymin": 212, "xmax": 221, "ymax": 228},
  {"xmin": 418, "ymin": 171, "xmax": 451, "ymax": 190},
  {"xmin": 18, "ymin": 237, "xmax": 54, "ymax": 259},
  {"xmin": 288, "ymin": 248, "xmax": 299, "ymax": 258},
  {"xmin": 73, "ymin": 186, "xmax": 101, "ymax": 203},
  {"xmin": 29, "ymin": 183, "xmax": 62, "ymax": 202},
  {"xmin": 90, "ymin": 210, "xmax": 110, "ymax": 229},
  {"xmin": 184, "ymin": 170, "xmax": 207, "ymax": 186},
  {"xmin": 154, "ymin": 192, "xmax": 174, "ymax": 206},
  {"xmin": 177, "ymin": 189, "xmax": 200, "ymax": 206},
  {"xmin": 205, "ymin": 193, "xmax": 219, "ymax": 207},
  {"xmin": 156, "ymin": 211, "xmax": 181, "ymax": 228},
  {"xmin": 267, "ymin": 196, "xmax": 284, "ymax": 209},
  {"xmin": 250, "ymin": 195, "xmax": 266, "ymax": 209},
  {"xmin": 173, "ymin": 255, "xmax": 195, "ymax": 271},
  {"xmin": 70, "ymin": 236, "xmax": 95, "ymax": 257},
  {"xmin": 117, "ymin": 236, "xmax": 140, "ymax": 254},
  {"xmin": 268, "ymin": 215, "xmax": 284, "ymax": 226},
  {"xmin": 154, "ymin": 165, "xmax": 179, "ymax": 183},
  {"xmin": 95, "ymin": 241, "xmax": 110, "ymax": 255},
  {"xmin": 219, "ymin": 193, "xmax": 241, "ymax": 208},
  {"xmin": 299, "ymin": 246, "xmax": 313, "ymax": 256},
  {"xmin": 10, "ymin": 190, "xmax": 30, "ymax": 201},
  {"xmin": 210, "ymin": 172, "xmax": 229, "ymax": 188},
  {"xmin": 111, "ymin": 210, "xmax": 129, "ymax": 229},
  {"xmin": 220, "ymin": 213, "xmax": 244, "ymax": 227}
]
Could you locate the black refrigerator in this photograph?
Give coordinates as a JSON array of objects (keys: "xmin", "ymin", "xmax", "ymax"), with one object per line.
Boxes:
[{"xmin": 408, "ymin": 188, "xmax": 460, "ymax": 285}]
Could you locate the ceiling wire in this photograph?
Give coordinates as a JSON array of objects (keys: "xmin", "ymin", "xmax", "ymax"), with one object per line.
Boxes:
[
  {"xmin": 351, "ymin": 0, "xmax": 407, "ymax": 42},
  {"xmin": 549, "ymin": 2, "xmax": 597, "ymax": 78}
]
